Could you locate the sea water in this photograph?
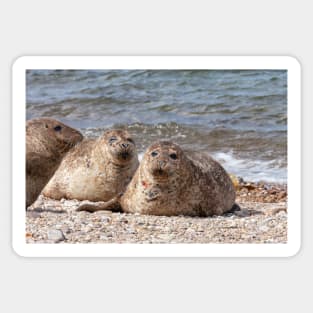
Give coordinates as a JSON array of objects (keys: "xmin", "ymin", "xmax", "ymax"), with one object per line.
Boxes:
[{"xmin": 26, "ymin": 69, "xmax": 287, "ymax": 183}]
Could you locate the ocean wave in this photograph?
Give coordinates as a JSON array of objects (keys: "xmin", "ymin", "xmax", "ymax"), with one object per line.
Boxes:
[
  {"xmin": 213, "ymin": 152, "xmax": 287, "ymax": 183},
  {"xmin": 136, "ymin": 150, "xmax": 286, "ymax": 183}
]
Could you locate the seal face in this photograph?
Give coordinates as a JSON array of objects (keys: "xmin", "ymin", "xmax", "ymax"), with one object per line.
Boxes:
[
  {"xmin": 119, "ymin": 141, "xmax": 236, "ymax": 216},
  {"xmin": 42, "ymin": 129, "xmax": 139, "ymax": 202},
  {"xmin": 26, "ymin": 118, "xmax": 83, "ymax": 207}
]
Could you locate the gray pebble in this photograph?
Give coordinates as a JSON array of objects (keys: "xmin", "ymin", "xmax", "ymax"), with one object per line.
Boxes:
[
  {"xmin": 26, "ymin": 211, "xmax": 42, "ymax": 219},
  {"xmin": 47, "ymin": 229, "xmax": 65, "ymax": 242},
  {"xmin": 259, "ymin": 225, "xmax": 269, "ymax": 233},
  {"xmin": 101, "ymin": 216, "xmax": 112, "ymax": 223},
  {"xmin": 126, "ymin": 227, "xmax": 136, "ymax": 234}
]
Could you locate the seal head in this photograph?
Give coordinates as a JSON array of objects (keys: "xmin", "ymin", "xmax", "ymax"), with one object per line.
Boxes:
[
  {"xmin": 26, "ymin": 118, "xmax": 83, "ymax": 207},
  {"xmin": 101, "ymin": 129, "xmax": 137, "ymax": 165}
]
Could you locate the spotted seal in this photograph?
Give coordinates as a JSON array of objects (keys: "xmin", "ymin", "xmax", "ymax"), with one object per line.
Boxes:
[
  {"xmin": 42, "ymin": 129, "xmax": 139, "ymax": 202},
  {"xmin": 26, "ymin": 118, "xmax": 83, "ymax": 207},
  {"xmin": 77, "ymin": 141, "xmax": 236, "ymax": 216}
]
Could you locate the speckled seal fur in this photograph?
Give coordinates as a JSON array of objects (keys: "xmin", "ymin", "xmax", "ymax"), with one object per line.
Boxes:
[
  {"xmin": 26, "ymin": 118, "xmax": 83, "ymax": 207},
  {"xmin": 77, "ymin": 141, "xmax": 236, "ymax": 217},
  {"xmin": 42, "ymin": 129, "xmax": 139, "ymax": 202}
]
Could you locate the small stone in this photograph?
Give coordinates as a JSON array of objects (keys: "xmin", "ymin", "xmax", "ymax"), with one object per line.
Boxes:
[
  {"xmin": 26, "ymin": 211, "xmax": 42, "ymax": 218},
  {"xmin": 157, "ymin": 234, "xmax": 172, "ymax": 241},
  {"xmin": 61, "ymin": 226, "xmax": 71, "ymax": 234},
  {"xmin": 276, "ymin": 210, "xmax": 287, "ymax": 217},
  {"xmin": 186, "ymin": 228, "xmax": 195, "ymax": 233},
  {"xmin": 272, "ymin": 207, "xmax": 287, "ymax": 215},
  {"xmin": 120, "ymin": 217, "xmax": 129, "ymax": 223},
  {"xmin": 83, "ymin": 226, "xmax": 93, "ymax": 233},
  {"xmin": 101, "ymin": 216, "xmax": 111, "ymax": 223},
  {"xmin": 259, "ymin": 225, "xmax": 269, "ymax": 233},
  {"xmin": 126, "ymin": 227, "xmax": 136, "ymax": 234},
  {"xmin": 47, "ymin": 229, "xmax": 65, "ymax": 242}
]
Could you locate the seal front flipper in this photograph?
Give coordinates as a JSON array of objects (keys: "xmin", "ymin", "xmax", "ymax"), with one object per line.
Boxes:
[
  {"xmin": 76, "ymin": 197, "xmax": 122, "ymax": 212},
  {"xmin": 227, "ymin": 202, "xmax": 241, "ymax": 214}
]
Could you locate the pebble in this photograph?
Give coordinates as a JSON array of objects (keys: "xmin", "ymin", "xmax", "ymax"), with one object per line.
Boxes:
[
  {"xmin": 61, "ymin": 226, "xmax": 71, "ymax": 234},
  {"xmin": 26, "ymin": 211, "xmax": 41, "ymax": 219},
  {"xmin": 259, "ymin": 225, "xmax": 269, "ymax": 233},
  {"xmin": 47, "ymin": 229, "xmax": 65, "ymax": 243},
  {"xmin": 101, "ymin": 216, "xmax": 112, "ymax": 223},
  {"xmin": 126, "ymin": 227, "xmax": 136, "ymax": 234}
]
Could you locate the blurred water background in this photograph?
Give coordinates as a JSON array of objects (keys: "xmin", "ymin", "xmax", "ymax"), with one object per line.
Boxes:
[{"xmin": 26, "ymin": 69, "xmax": 287, "ymax": 183}]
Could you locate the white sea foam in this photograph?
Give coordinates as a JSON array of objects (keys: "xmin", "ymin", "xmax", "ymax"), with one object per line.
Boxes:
[
  {"xmin": 212, "ymin": 152, "xmax": 287, "ymax": 183},
  {"xmin": 137, "ymin": 150, "xmax": 286, "ymax": 183},
  {"xmin": 138, "ymin": 152, "xmax": 144, "ymax": 162}
]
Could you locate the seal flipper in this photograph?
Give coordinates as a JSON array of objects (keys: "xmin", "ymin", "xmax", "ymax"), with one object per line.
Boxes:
[
  {"xmin": 76, "ymin": 196, "xmax": 122, "ymax": 212},
  {"xmin": 225, "ymin": 202, "xmax": 241, "ymax": 214}
]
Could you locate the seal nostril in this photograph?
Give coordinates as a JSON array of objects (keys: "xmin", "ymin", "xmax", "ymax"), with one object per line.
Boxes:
[
  {"xmin": 158, "ymin": 160, "xmax": 166, "ymax": 168},
  {"xmin": 121, "ymin": 143, "xmax": 129, "ymax": 149}
]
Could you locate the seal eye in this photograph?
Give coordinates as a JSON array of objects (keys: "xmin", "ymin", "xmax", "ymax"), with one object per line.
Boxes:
[
  {"xmin": 109, "ymin": 137, "xmax": 117, "ymax": 144},
  {"xmin": 151, "ymin": 151, "xmax": 158, "ymax": 157},
  {"xmin": 169, "ymin": 153, "xmax": 177, "ymax": 160},
  {"xmin": 127, "ymin": 138, "xmax": 134, "ymax": 144},
  {"xmin": 54, "ymin": 125, "xmax": 62, "ymax": 132}
]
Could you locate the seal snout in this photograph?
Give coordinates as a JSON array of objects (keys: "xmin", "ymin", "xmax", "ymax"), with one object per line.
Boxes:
[
  {"xmin": 151, "ymin": 159, "xmax": 170, "ymax": 177},
  {"xmin": 105, "ymin": 130, "xmax": 136, "ymax": 163},
  {"xmin": 147, "ymin": 143, "xmax": 182, "ymax": 179},
  {"xmin": 158, "ymin": 160, "xmax": 166, "ymax": 168},
  {"xmin": 117, "ymin": 142, "xmax": 133, "ymax": 160},
  {"xmin": 68, "ymin": 132, "xmax": 84, "ymax": 145}
]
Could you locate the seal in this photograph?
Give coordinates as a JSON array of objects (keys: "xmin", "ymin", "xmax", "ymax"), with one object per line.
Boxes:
[
  {"xmin": 26, "ymin": 118, "xmax": 83, "ymax": 207},
  {"xmin": 42, "ymin": 129, "xmax": 139, "ymax": 202},
  {"xmin": 77, "ymin": 141, "xmax": 236, "ymax": 217}
]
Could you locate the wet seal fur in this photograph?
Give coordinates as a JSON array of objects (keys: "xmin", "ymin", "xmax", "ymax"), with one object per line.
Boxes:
[
  {"xmin": 77, "ymin": 141, "xmax": 236, "ymax": 217},
  {"xmin": 26, "ymin": 118, "xmax": 83, "ymax": 207},
  {"xmin": 42, "ymin": 129, "xmax": 139, "ymax": 202}
]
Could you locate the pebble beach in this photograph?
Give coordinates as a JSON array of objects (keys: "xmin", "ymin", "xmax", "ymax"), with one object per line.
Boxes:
[{"xmin": 26, "ymin": 180, "xmax": 287, "ymax": 244}]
